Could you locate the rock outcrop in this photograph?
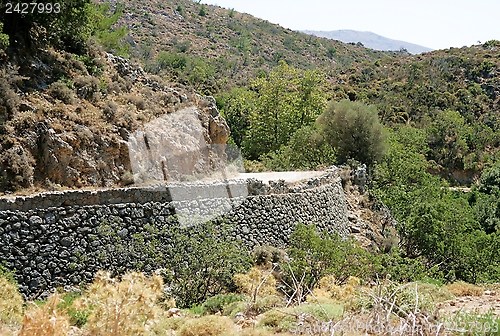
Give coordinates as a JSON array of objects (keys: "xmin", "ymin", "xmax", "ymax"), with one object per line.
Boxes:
[{"xmin": 0, "ymin": 51, "xmax": 230, "ymax": 192}]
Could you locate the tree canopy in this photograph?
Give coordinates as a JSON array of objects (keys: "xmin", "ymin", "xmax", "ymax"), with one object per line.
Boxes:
[{"xmin": 317, "ymin": 99, "xmax": 386, "ymax": 165}]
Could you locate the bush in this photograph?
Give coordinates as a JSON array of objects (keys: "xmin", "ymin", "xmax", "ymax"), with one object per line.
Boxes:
[
  {"xmin": 56, "ymin": 292, "xmax": 90, "ymax": 328},
  {"xmin": 74, "ymin": 75, "xmax": 100, "ymax": 101},
  {"xmin": 317, "ymin": 99, "xmax": 386, "ymax": 165},
  {"xmin": 200, "ymin": 294, "xmax": 245, "ymax": 315},
  {"xmin": 177, "ymin": 315, "xmax": 236, "ymax": 336},
  {"xmin": 262, "ymin": 124, "xmax": 336, "ymax": 171},
  {"xmin": 161, "ymin": 221, "xmax": 253, "ymax": 308},
  {"xmin": 49, "ymin": 81, "xmax": 74, "ymax": 104},
  {"xmin": 282, "ymin": 223, "xmax": 377, "ymax": 303},
  {"xmin": 252, "ymin": 246, "xmax": 285, "ymax": 268},
  {"xmin": 234, "ymin": 267, "xmax": 278, "ymax": 299},
  {"xmin": 444, "ymin": 281, "xmax": 484, "ymax": 297},
  {"xmin": 478, "ymin": 161, "xmax": 500, "ymax": 195},
  {"xmin": 0, "ymin": 23, "xmax": 9, "ymax": 50}
]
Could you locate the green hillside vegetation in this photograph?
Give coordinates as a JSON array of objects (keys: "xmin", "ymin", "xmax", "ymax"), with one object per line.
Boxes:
[{"xmin": 108, "ymin": 0, "xmax": 403, "ymax": 94}]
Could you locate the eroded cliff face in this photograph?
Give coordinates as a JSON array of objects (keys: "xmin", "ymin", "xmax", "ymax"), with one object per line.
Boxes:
[{"xmin": 0, "ymin": 50, "xmax": 230, "ymax": 192}]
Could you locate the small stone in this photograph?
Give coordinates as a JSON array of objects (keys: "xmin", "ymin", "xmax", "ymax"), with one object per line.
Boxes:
[
  {"xmin": 60, "ymin": 237, "xmax": 73, "ymax": 247},
  {"xmin": 166, "ymin": 308, "xmax": 181, "ymax": 318},
  {"xmin": 19, "ymin": 103, "xmax": 37, "ymax": 112}
]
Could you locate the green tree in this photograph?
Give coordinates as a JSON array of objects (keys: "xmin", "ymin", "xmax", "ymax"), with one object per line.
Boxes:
[
  {"xmin": 426, "ymin": 110, "xmax": 472, "ymax": 170},
  {"xmin": 242, "ymin": 61, "xmax": 327, "ymax": 159},
  {"xmin": 93, "ymin": 2, "xmax": 129, "ymax": 56},
  {"xmin": 217, "ymin": 87, "xmax": 256, "ymax": 148},
  {"xmin": 371, "ymin": 126, "xmax": 500, "ymax": 283},
  {"xmin": 318, "ymin": 99, "xmax": 386, "ymax": 165},
  {"xmin": 262, "ymin": 124, "xmax": 336, "ymax": 171},
  {"xmin": 1, "ymin": 0, "xmax": 98, "ymax": 52},
  {"xmin": 199, "ymin": 4, "xmax": 207, "ymax": 16}
]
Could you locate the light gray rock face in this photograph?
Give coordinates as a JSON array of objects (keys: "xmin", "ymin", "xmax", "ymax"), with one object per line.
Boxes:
[{"xmin": 0, "ymin": 168, "xmax": 348, "ymax": 298}]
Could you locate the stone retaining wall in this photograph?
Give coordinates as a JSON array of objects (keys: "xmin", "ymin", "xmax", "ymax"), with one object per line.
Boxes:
[{"xmin": 0, "ymin": 168, "xmax": 348, "ymax": 297}]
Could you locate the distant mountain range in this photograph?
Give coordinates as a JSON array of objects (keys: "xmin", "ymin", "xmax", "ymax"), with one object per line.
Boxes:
[{"xmin": 302, "ymin": 30, "xmax": 433, "ymax": 54}]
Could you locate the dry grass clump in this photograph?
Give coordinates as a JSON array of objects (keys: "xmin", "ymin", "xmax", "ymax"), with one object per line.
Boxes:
[
  {"xmin": 177, "ymin": 315, "xmax": 237, "ymax": 336},
  {"xmin": 234, "ymin": 267, "xmax": 278, "ymax": 299},
  {"xmin": 239, "ymin": 328, "xmax": 272, "ymax": 336},
  {"xmin": 18, "ymin": 294, "xmax": 70, "ymax": 336},
  {"xmin": 416, "ymin": 282, "xmax": 455, "ymax": 302},
  {"xmin": 0, "ymin": 277, "xmax": 24, "ymax": 324},
  {"xmin": 257, "ymin": 310, "xmax": 296, "ymax": 332},
  {"xmin": 76, "ymin": 270, "xmax": 164, "ymax": 336},
  {"xmin": 444, "ymin": 281, "xmax": 484, "ymax": 297},
  {"xmin": 308, "ymin": 275, "xmax": 361, "ymax": 304}
]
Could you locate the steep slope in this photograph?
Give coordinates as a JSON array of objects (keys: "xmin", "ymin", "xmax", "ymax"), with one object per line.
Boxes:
[
  {"xmin": 106, "ymin": 0, "xmax": 401, "ymax": 93},
  {"xmin": 0, "ymin": 46, "xmax": 229, "ymax": 193},
  {"xmin": 303, "ymin": 30, "xmax": 433, "ymax": 54}
]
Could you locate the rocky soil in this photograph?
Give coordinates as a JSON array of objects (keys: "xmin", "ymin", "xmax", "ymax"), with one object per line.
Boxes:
[
  {"xmin": 438, "ymin": 289, "xmax": 500, "ymax": 317},
  {"xmin": 0, "ymin": 48, "xmax": 230, "ymax": 193}
]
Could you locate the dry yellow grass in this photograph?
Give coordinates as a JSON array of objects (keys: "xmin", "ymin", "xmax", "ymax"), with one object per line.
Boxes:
[
  {"xmin": 308, "ymin": 275, "xmax": 361, "ymax": 303},
  {"xmin": 18, "ymin": 294, "xmax": 70, "ymax": 336},
  {"xmin": 444, "ymin": 281, "xmax": 484, "ymax": 297},
  {"xmin": 0, "ymin": 277, "xmax": 24, "ymax": 324},
  {"xmin": 177, "ymin": 315, "xmax": 237, "ymax": 336},
  {"xmin": 234, "ymin": 267, "xmax": 278, "ymax": 298},
  {"xmin": 77, "ymin": 270, "xmax": 164, "ymax": 336}
]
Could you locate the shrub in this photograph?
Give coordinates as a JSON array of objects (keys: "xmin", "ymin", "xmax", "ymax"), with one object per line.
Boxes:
[
  {"xmin": 49, "ymin": 81, "xmax": 74, "ymax": 104},
  {"xmin": 77, "ymin": 271, "xmax": 164, "ymax": 335},
  {"xmin": 125, "ymin": 93, "xmax": 146, "ymax": 110},
  {"xmin": 200, "ymin": 294, "xmax": 245, "ymax": 315},
  {"xmin": 198, "ymin": 4, "xmax": 207, "ymax": 17},
  {"xmin": 478, "ymin": 161, "xmax": 500, "ymax": 195},
  {"xmin": 252, "ymin": 246, "xmax": 285, "ymax": 268},
  {"xmin": 317, "ymin": 99, "xmax": 386, "ymax": 165},
  {"xmin": 257, "ymin": 310, "xmax": 295, "ymax": 332},
  {"xmin": 161, "ymin": 222, "xmax": 253, "ymax": 308},
  {"xmin": 177, "ymin": 315, "xmax": 236, "ymax": 336},
  {"xmin": 0, "ymin": 77, "xmax": 19, "ymax": 115},
  {"xmin": 282, "ymin": 223, "xmax": 377, "ymax": 303},
  {"xmin": 102, "ymin": 100, "xmax": 118, "ymax": 121},
  {"xmin": 250, "ymin": 295, "xmax": 283, "ymax": 314},
  {"xmin": 1, "ymin": 145, "xmax": 35, "ymax": 189},
  {"xmin": 19, "ymin": 294, "xmax": 70, "ymax": 336},
  {"xmin": 0, "ymin": 276, "xmax": 23, "ymax": 324},
  {"xmin": 74, "ymin": 75, "xmax": 100, "ymax": 101},
  {"xmin": 0, "ymin": 23, "xmax": 9, "ymax": 50},
  {"xmin": 56, "ymin": 292, "xmax": 90, "ymax": 328}
]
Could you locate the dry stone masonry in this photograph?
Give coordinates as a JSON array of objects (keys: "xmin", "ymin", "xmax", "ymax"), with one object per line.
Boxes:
[{"xmin": 0, "ymin": 168, "xmax": 348, "ymax": 297}]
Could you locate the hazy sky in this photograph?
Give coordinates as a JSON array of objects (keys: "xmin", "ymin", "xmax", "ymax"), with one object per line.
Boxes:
[{"xmin": 200, "ymin": 0, "xmax": 500, "ymax": 50}]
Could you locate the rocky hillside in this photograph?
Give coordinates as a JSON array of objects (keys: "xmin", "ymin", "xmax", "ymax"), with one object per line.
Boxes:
[
  {"xmin": 0, "ymin": 46, "xmax": 229, "ymax": 193},
  {"xmin": 106, "ymin": 0, "xmax": 404, "ymax": 94}
]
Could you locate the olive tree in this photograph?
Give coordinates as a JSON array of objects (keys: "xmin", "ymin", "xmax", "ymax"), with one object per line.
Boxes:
[{"xmin": 317, "ymin": 99, "xmax": 386, "ymax": 165}]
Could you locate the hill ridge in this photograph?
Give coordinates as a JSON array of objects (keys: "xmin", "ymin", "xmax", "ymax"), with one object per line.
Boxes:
[{"xmin": 302, "ymin": 29, "xmax": 433, "ymax": 54}]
